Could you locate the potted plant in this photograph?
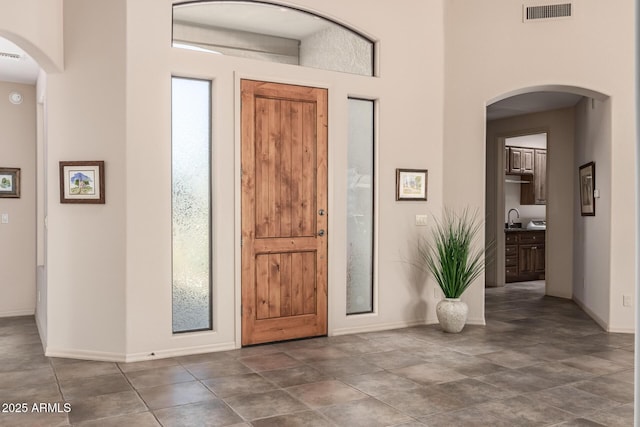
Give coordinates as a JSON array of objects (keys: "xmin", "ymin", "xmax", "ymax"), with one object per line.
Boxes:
[{"xmin": 417, "ymin": 208, "xmax": 488, "ymax": 333}]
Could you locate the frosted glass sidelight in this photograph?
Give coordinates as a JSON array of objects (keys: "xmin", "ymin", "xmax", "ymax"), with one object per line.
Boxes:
[
  {"xmin": 172, "ymin": 77, "xmax": 212, "ymax": 333},
  {"xmin": 347, "ymin": 99, "xmax": 374, "ymax": 314}
]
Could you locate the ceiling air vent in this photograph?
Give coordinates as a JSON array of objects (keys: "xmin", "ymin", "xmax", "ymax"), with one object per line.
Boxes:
[{"xmin": 524, "ymin": 3, "xmax": 572, "ymax": 22}]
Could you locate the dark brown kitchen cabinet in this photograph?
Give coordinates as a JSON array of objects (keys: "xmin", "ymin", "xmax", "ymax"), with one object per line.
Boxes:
[
  {"xmin": 505, "ymin": 240, "xmax": 519, "ymax": 282},
  {"xmin": 518, "ymin": 244, "xmax": 545, "ymax": 276},
  {"xmin": 511, "ymin": 147, "xmax": 546, "ymax": 206},
  {"xmin": 509, "ymin": 147, "xmax": 534, "ymax": 174},
  {"xmin": 534, "ymin": 149, "xmax": 546, "ymax": 204},
  {"xmin": 505, "ymin": 230, "xmax": 545, "ymax": 283},
  {"xmin": 504, "ymin": 146, "xmax": 510, "ymax": 173}
]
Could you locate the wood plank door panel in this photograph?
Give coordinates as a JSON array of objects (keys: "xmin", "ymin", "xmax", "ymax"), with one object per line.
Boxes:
[{"xmin": 241, "ymin": 80, "xmax": 328, "ymax": 346}]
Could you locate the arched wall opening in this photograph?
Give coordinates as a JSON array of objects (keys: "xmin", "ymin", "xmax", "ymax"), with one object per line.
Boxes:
[
  {"xmin": 485, "ymin": 85, "xmax": 613, "ymax": 330},
  {"xmin": 0, "ymin": 32, "xmax": 49, "ymax": 346},
  {"xmin": 0, "ymin": 32, "xmax": 60, "ymax": 75}
]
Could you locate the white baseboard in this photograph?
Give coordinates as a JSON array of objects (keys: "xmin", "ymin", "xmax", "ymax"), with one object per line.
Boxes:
[
  {"xmin": 426, "ymin": 316, "xmax": 438, "ymax": 325},
  {"xmin": 45, "ymin": 341, "xmax": 238, "ymax": 363},
  {"xmin": 0, "ymin": 309, "xmax": 35, "ymax": 318},
  {"xmin": 466, "ymin": 317, "xmax": 486, "ymax": 326},
  {"xmin": 331, "ymin": 319, "xmax": 427, "ymax": 336},
  {"xmin": 45, "ymin": 348, "xmax": 126, "ymax": 362},
  {"xmin": 573, "ymin": 296, "xmax": 609, "ymax": 332},
  {"xmin": 606, "ymin": 326, "xmax": 635, "ymax": 334},
  {"xmin": 427, "ymin": 317, "xmax": 487, "ymax": 327},
  {"xmin": 331, "ymin": 316, "xmax": 486, "ymax": 336},
  {"xmin": 124, "ymin": 342, "xmax": 237, "ymax": 363}
]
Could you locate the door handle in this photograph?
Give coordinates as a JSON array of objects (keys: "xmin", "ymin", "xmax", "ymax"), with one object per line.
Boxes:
[
  {"xmin": 318, "ymin": 209, "xmax": 326, "ymax": 216},
  {"xmin": 318, "ymin": 229, "xmax": 325, "ymax": 237}
]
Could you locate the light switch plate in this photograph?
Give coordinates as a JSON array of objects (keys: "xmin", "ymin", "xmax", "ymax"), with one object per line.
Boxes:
[
  {"xmin": 415, "ymin": 214, "xmax": 428, "ymax": 226},
  {"xmin": 623, "ymin": 294, "xmax": 632, "ymax": 307},
  {"xmin": 1, "ymin": 214, "xmax": 8, "ymax": 224}
]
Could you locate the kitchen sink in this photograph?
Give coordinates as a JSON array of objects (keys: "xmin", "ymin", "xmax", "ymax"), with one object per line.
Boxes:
[
  {"xmin": 505, "ymin": 222, "xmax": 523, "ymax": 229},
  {"xmin": 526, "ymin": 220, "xmax": 546, "ymax": 230}
]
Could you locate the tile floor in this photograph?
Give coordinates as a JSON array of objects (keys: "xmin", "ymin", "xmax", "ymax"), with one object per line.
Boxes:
[{"xmin": 0, "ymin": 281, "xmax": 634, "ymax": 426}]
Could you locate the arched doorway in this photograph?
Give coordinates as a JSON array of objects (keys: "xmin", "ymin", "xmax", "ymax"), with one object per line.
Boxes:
[
  {"xmin": 0, "ymin": 35, "xmax": 47, "ymax": 343},
  {"xmin": 484, "ymin": 86, "xmax": 612, "ymax": 331}
]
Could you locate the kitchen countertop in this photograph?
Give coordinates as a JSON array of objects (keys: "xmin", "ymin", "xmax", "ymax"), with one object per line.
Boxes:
[{"xmin": 504, "ymin": 227, "xmax": 545, "ymax": 232}]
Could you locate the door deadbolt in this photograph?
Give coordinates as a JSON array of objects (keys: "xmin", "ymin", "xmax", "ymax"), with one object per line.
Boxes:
[{"xmin": 318, "ymin": 209, "xmax": 326, "ymax": 216}]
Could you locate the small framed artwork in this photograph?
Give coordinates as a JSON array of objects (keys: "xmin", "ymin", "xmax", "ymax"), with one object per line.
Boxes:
[
  {"xmin": 0, "ymin": 168, "xmax": 20, "ymax": 198},
  {"xmin": 59, "ymin": 161, "xmax": 105, "ymax": 204},
  {"xmin": 396, "ymin": 168, "xmax": 428, "ymax": 201},
  {"xmin": 579, "ymin": 161, "xmax": 595, "ymax": 216}
]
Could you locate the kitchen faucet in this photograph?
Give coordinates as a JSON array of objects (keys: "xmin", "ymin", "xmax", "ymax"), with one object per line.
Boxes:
[{"xmin": 508, "ymin": 208, "xmax": 520, "ymax": 226}]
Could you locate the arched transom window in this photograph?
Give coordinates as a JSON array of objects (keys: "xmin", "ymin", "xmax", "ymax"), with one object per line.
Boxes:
[{"xmin": 172, "ymin": 1, "xmax": 375, "ymax": 76}]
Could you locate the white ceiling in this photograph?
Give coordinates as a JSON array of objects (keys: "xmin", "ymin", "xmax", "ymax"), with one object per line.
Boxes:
[
  {"xmin": 487, "ymin": 91, "xmax": 583, "ymax": 120},
  {"xmin": 0, "ymin": 37, "xmax": 40, "ymax": 84}
]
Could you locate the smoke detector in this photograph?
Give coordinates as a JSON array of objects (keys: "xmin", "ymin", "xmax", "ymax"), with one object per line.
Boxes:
[{"xmin": 9, "ymin": 92, "xmax": 23, "ymax": 105}]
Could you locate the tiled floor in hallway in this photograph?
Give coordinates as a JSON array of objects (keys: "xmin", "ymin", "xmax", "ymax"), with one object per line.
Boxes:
[{"xmin": 0, "ymin": 281, "xmax": 634, "ymax": 426}]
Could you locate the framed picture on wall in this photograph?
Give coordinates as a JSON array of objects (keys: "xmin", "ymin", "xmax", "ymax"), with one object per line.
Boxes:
[
  {"xmin": 579, "ymin": 161, "xmax": 595, "ymax": 216},
  {"xmin": 0, "ymin": 168, "xmax": 20, "ymax": 198},
  {"xmin": 396, "ymin": 168, "xmax": 428, "ymax": 201},
  {"xmin": 59, "ymin": 161, "xmax": 105, "ymax": 204}
]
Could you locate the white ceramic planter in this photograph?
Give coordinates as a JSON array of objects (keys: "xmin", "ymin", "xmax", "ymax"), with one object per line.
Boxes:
[{"xmin": 436, "ymin": 298, "xmax": 468, "ymax": 333}]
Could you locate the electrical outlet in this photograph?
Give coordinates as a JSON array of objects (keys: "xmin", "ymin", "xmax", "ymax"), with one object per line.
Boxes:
[
  {"xmin": 1, "ymin": 214, "xmax": 8, "ymax": 224},
  {"xmin": 623, "ymin": 295, "xmax": 632, "ymax": 307},
  {"xmin": 415, "ymin": 214, "xmax": 428, "ymax": 226}
]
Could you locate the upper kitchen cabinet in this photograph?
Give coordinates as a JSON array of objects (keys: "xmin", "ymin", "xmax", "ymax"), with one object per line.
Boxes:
[
  {"xmin": 533, "ymin": 149, "xmax": 546, "ymax": 204},
  {"xmin": 508, "ymin": 147, "xmax": 534, "ymax": 174},
  {"xmin": 504, "ymin": 146, "xmax": 510, "ymax": 173},
  {"xmin": 506, "ymin": 145, "xmax": 546, "ymax": 206}
]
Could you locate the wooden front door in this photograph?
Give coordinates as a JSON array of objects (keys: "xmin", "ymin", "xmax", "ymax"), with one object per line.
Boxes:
[{"xmin": 241, "ymin": 80, "xmax": 328, "ymax": 346}]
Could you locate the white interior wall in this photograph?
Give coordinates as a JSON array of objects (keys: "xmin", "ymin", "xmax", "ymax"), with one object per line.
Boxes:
[
  {"xmin": 44, "ymin": 0, "xmax": 127, "ymax": 359},
  {"xmin": 36, "ymin": 72, "xmax": 47, "ymax": 344},
  {"xmin": 574, "ymin": 97, "xmax": 613, "ymax": 329},
  {"xmin": 0, "ymin": 82, "xmax": 36, "ymax": 317},
  {"xmin": 446, "ymin": 0, "xmax": 635, "ymax": 327}
]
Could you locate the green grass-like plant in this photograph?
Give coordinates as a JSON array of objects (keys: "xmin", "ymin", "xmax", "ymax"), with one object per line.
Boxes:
[{"xmin": 418, "ymin": 208, "xmax": 488, "ymax": 299}]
